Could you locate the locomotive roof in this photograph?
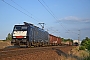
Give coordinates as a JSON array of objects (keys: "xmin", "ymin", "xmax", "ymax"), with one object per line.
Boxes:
[
  {"xmin": 14, "ymin": 25, "xmax": 26, "ymax": 26},
  {"xmin": 14, "ymin": 22, "xmax": 48, "ymax": 32}
]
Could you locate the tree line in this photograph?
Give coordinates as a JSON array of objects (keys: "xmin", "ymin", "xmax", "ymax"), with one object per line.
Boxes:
[
  {"xmin": 6, "ymin": 33, "xmax": 12, "ymax": 41},
  {"xmin": 80, "ymin": 37, "xmax": 90, "ymax": 51}
]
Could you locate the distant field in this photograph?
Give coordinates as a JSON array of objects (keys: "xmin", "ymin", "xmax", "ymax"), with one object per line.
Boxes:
[{"xmin": 0, "ymin": 40, "xmax": 11, "ymax": 49}]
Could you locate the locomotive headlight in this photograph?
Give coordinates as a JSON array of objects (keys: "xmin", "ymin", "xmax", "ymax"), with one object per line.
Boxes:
[{"xmin": 24, "ymin": 36, "xmax": 26, "ymax": 38}]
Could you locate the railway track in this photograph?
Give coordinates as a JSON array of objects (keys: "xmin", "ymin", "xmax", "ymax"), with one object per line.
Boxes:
[{"xmin": 0, "ymin": 46, "xmax": 73, "ymax": 60}]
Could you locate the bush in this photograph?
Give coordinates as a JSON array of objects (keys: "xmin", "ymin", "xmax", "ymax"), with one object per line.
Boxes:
[
  {"xmin": 79, "ymin": 46, "xmax": 85, "ymax": 50},
  {"xmin": 84, "ymin": 56, "xmax": 90, "ymax": 60}
]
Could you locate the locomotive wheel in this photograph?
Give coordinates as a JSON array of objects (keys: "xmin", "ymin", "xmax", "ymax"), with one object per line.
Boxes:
[
  {"xmin": 14, "ymin": 41, "xmax": 20, "ymax": 46},
  {"xmin": 26, "ymin": 41, "xmax": 31, "ymax": 48}
]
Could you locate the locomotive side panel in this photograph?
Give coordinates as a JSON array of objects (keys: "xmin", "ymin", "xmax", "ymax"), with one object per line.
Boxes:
[{"xmin": 28, "ymin": 25, "xmax": 49, "ymax": 46}]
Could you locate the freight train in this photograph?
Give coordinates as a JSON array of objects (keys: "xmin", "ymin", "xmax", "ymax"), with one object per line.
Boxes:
[{"xmin": 11, "ymin": 22, "xmax": 62, "ymax": 47}]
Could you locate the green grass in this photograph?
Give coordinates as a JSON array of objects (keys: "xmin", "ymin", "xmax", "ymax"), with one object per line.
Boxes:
[
  {"xmin": 84, "ymin": 51, "xmax": 90, "ymax": 60},
  {"xmin": 84, "ymin": 56, "xmax": 90, "ymax": 60}
]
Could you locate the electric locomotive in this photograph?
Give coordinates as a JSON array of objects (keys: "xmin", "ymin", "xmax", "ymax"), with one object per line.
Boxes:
[{"xmin": 11, "ymin": 22, "xmax": 49, "ymax": 47}]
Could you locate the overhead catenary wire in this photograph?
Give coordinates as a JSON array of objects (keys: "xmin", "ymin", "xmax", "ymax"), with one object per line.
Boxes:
[
  {"xmin": 38, "ymin": 0, "xmax": 56, "ymax": 20},
  {"xmin": 41, "ymin": 0, "xmax": 56, "ymax": 19},
  {"xmin": 41, "ymin": 0, "xmax": 63, "ymax": 24},
  {"xmin": 38, "ymin": 0, "xmax": 78, "ymax": 38},
  {"xmin": 38, "ymin": 0, "xmax": 65, "ymax": 32},
  {"xmin": 11, "ymin": 0, "xmax": 31, "ymax": 14},
  {"xmin": 10, "ymin": 0, "xmax": 41, "ymax": 22},
  {"xmin": 42, "ymin": 0, "xmax": 69, "ymax": 31},
  {"xmin": 41, "ymin": 0, "xmax": 67, "ymax": 31},
  {"xmin": 10, "ymin": 0, "xmax": 51, "ymax": 29},
  {"xmin": 38, "ymin": 0, "xmax": 69, "ymax": 31},
  {"xmin": 2, "ymin": 0, "xmax": 39, "ymax": 22}
]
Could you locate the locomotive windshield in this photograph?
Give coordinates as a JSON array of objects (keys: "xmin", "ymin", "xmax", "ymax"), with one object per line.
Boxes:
[{"xmin": 14, "ymin": 25, "xmax": 27, "ymax": 31}]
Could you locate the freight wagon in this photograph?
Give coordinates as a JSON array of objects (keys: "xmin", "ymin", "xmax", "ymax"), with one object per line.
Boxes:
[
  {"xmin": 49, "ymin": 34, "xmax": 61, "ymax": 45},
  {"xmin": 11, "ymin": 22, "xmax": 62, "ymax": 47}
]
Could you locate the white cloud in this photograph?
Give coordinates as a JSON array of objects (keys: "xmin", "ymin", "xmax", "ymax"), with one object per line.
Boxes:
[{"xmin": 59, "ymin": 16, "xmax": 90, "ymax": 22}]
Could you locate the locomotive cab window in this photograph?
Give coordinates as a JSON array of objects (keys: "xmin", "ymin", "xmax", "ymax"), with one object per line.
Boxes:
[
  {"xmin": 14, "ymin": 25, "xmax": 27, "ymax": 31},
  {"xmin": 14, "ymin": 26, "xmax": 21, "ymax": 31}
]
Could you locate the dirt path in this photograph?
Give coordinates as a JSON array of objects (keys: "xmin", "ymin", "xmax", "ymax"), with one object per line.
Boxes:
[
  {"xmin": 0, "ymin": 41, "xmax": 87, "ymax": 60},
  {"xmin": 0, "ymin": 46, "xmax": 76, "ymax": 60}
]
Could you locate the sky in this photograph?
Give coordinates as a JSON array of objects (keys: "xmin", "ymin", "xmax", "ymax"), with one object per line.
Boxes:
[{"xmin": 0, "ymin": 0, "xmax": 90, "ymax": 40}]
